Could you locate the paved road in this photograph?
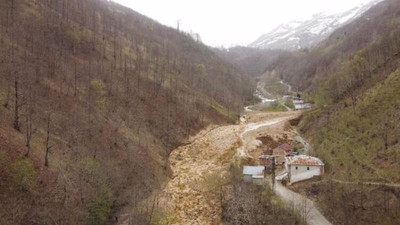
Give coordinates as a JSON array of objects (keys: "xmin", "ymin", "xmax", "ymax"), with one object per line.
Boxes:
[
  {"xmin": 238, "ymin": 112, "xmax": 333, "ymax": 225},
  {"xmin": 274, "ymin": 182, "xmax": 332, "ymax": 225}
]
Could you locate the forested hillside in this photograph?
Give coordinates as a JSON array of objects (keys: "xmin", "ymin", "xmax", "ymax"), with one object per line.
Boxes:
[
  {"xmin": 267, "ymin": 0, "xmax": 400, "ymax": 224},
  {"xmin": 269, "ymin": 0, "xmax": 400, "ymax": 92},
  {"xmin": 213, "ymin": 46, "xmax": 287, "ymax": 78},
  {"xmin": 0, "ymin": 0, "xmax": 254, "ymax": 224}
]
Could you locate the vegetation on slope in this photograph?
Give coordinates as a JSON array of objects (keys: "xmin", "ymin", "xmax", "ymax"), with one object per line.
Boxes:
[
  {"xmin": 213, "ymin": 46, "xmax": 288, "ymax": 78},
  {"xmin": 304, "ymin": 70, "xmax": 400, "ymax": 182},
  {"xmin": 264, "ymin": 0, "xmax": 400, "ymax": 224},
  {"xmin": 269, "ymin": 0, "xmax": 400, "ymax": 91},
  {"xmin": 0, "ymin": 0, "xmax": 254, "ymax": 224}
]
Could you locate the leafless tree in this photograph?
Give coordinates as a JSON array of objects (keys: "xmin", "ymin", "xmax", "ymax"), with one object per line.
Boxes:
[
  {"xmin": 45, "ymin": 113, "xmax": 53, "ymax": 167},
  {"xmin": 24, "ymin": 96, "xmax": 33, "ymax": 157},
  {"xmin": 13, "ymin": 75, "xmax": 21, "ymax": 131}
]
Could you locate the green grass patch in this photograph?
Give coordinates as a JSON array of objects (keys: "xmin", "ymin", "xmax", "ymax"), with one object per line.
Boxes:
[
  {"xmin": 305, "ymin": 69, "xmax": 400, "ymax": 181},
  {"xmin": 261, "ymin": 103, "xmax": 288, "ymax": 112},
  {"xmin": 284, "ymin": 101, "xmax": 295, "ymax": 109},
  {"xmin": 264, "ymin": 83, "xmax": 288, "ymax": 97},
  {"xmin": 80, "ymin": 158, "xmax": 115, "ymax": 225},
  {"xmin": 209, "ymin": 99, "xmax": 237, "ymax": 121},
  {"xmin": 150, "ymin": 210, "xmax": 179, "ymax": 225},
  {"xmin": 87, "ymin": 186, "xmax": 114, "ymax": 225}
]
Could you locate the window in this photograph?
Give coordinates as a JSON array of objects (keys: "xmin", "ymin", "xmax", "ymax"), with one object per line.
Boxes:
[{"xmin": 307, "ymin": 167, "xmax": 310, "ymax": 170}]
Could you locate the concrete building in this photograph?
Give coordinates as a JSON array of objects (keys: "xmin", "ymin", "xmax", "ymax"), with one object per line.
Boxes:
[
  {"xmin": 293, "ymin": 99, "xmax": 305, "ymax": 104},
  {"xmin": 294, "ymin": 103, "xmax": 311, "ymax": 111},
  {"xmin": 243, "ymin": 166, "xmax": 265, "ymax": 185},
  {"xmin": 286, "ymin": 155, "xmax": 324, "ymax": 184}
]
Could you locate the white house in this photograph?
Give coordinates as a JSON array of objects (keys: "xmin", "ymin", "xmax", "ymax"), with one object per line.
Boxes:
[
  {"xmin": 293, "ymin": 99, "xmax": 305, "ymax": 104},
  {"xmin": 243, "ymin": 166, "xmax": 265, "ymax": 185},
  {"xmin": 294, "ymin": 103, "xmax": 311, "ymax": 111},
  {"xmin": 286, "ymin": 155, "xmax": 324, "ymax": 184}
]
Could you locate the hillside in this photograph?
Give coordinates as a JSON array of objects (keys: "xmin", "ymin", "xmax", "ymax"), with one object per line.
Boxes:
[
  {"xmin": 266, "ymin": 0, "xmax": 400, "ymax": 224},
  {"xmin": 213, "ymin": 46, "xmax": 288, "ymax": 78},
  {"xmin": 272, "ymin": 0, "xmax": 400, "ymax": 184},
  {"xmin": 250, "ymin": 0, "xmax": 381, "ymax": 51},
  {"xmin": 0, "ymin": 0, "xmax": 254, "ymax": 224}
]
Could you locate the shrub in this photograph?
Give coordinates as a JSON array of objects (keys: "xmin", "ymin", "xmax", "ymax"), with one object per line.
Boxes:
[
  {"xmin": 281, "ymin": 178, "xmax": 288, "ymax": 186},
  {"xmin": 87, "ymin": 185, "xmax": 114, "ymax": 225},
  {"xmin": 7, "ymin": 159, "xmax": 37, "ymax": 192},
  {"xmin": 64, "ymin": 28, "xmax": 81, "ymax": 45},
  {"xmin": 150, "ymin": 210, "xmax": 179, "ymax": 225}
]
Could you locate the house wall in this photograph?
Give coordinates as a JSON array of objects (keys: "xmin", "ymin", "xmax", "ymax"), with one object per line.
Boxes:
[
  {"xmin": 289, "ymin": 165, "xmax": 322, "ymax": 183},
  {"xmin": 243, "ymin": 175, "xmax": 253, "ymax": 183},
  {"xmin": 252, "ymin": 177, "xmax": 265, "ymax": 186}
]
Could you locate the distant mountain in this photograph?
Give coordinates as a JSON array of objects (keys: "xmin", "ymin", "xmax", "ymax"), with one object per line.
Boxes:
[
  {"xmin": 249, "ymin": 0, "xmax": 382, "ymax": 50},
  {"xmin": 212, "ymin": 47, "xmax": 288, "ymax": 78}
]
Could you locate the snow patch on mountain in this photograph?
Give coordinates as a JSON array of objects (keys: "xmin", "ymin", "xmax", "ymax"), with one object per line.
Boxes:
[{"xmin": 249, "ymin": 0, "xmax": 382, "ymax": 51}]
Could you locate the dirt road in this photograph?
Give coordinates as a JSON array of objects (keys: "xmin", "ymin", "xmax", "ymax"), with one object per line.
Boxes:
[
  {"xmin": 118, "ymin": 110, "xmax": 332, "ymax": 225},
  {"xmin": 274, "ymin": 182, "xmax": 332, "ymax": 225},
  {"xmin": 240, "ymin": 112, "xmax": 332, "ymax": 225},
  {"xmin": 153, "ymin": 111, "xmax": 300, "ymax": 225}
]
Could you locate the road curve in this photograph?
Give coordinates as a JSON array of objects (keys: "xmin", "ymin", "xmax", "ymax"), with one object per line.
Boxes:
[
  {"xmin": 238, "ymin": 112, "xmax": 333, "ymax": 225},
  {"xmin": 274, "ymin": 182, "xmax": 332, "ymax": 225}
]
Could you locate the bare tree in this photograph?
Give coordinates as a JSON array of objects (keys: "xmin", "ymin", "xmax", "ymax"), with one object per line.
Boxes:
[
  {"xmin": 13, "ymin": 75, "xmax": 20, "ymax": 131},
  {"xmin": 45, "ymin": 113, "xmax": 53, "ymax": 167},
  {"xmin": 74, "ymin": 61, "xmax": 78, "ymax": 96},
  {"xmin": 24, "ymin": 96, "xmax": 33, "ymax": 157},
  {"xmin": 3, "ymin": 71, "xmax": 11, "ymax": 108}
]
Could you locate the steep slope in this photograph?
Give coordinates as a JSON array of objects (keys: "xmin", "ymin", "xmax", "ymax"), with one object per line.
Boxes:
[
  {"xmin": 266, "ymin": 0, "xmax": 400, "ymax": 224},
  {"xmin": 270, "ymin": 0, "xmax": 400, "ymax": 91},
  {"xmin": 270, "ymin": 0, "xmax": 400, "ymax": 181},
  {"xmin": 295, "ymin": 0, "xmax": 400, "ymax": 181},
  {"xmin": 250, "ymin": 0, "xmax": 381, "ymax": 51},
  {"xmin": 0, "ymin": 0, "xmax": 254, "ymax": 224}
]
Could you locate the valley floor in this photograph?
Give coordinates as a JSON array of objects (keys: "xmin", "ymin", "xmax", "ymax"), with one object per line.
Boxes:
[
  {"xmin": 116, "ymin": 77, "xmax": 334, "ymax": 225},
  {"xmin": 116, "ymin": 109, "xmax": 334, "ymax": 225}
]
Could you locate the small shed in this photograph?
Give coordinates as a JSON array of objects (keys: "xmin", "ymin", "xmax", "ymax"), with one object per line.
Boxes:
[
  {"xmin": 252, "ymin": 175, "xmax": 265, "ymax": 186},
  {"xmin": 286, "ymin": 155, "xmax": 324, "ymax": 184},
  {"xmin": 243, "ymin": 166, "xmax": 265, "ymax": 184}
]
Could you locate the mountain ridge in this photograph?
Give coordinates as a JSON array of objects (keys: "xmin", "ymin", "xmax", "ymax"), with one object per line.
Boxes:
[{"xmin": 249, "ymin": 0, "xmax": 382, "ymax": 50}]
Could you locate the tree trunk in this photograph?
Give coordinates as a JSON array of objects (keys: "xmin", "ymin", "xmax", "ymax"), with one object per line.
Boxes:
[
  {"xmin": 13, "ymin": 76, "xmax": 20, "ymax": 131},
  {"xmin": 24, "ymin": 100, "xmax": 33, "ymax": 157},
  {"xmin": 45, "ymin": 113, "xmax": 51, "ymax": 167},
  {"xmin": 3, "ymin": 71, "xmax": 11, "ymax": 108}
]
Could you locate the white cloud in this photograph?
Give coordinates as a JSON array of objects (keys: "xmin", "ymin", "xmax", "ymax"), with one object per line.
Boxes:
[{"xmin": 113, "ymin": 0, "xmax": 375, "ymax": 47}]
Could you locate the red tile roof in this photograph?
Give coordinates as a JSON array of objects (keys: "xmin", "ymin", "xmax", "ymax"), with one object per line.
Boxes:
[{"xmin": 286, "ymin": 155, "xmax": 324, "ymax": 166}]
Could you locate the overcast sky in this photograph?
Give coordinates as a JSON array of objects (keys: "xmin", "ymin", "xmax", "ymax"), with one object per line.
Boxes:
[{"xmin": 113, "ymin": 0, "xmax": 375, "ymax": 47}]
